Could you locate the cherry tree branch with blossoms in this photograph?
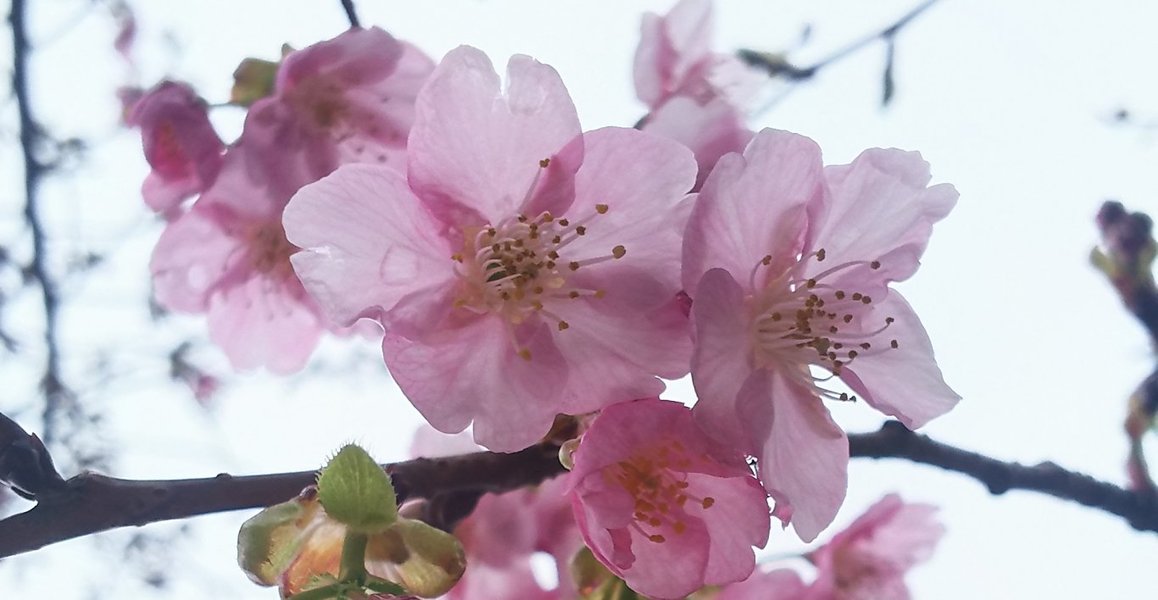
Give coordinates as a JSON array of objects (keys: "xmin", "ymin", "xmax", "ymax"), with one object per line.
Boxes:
[{"xmin": 2, "ymin": 409, "xmax": 1155, "ymax": 560}]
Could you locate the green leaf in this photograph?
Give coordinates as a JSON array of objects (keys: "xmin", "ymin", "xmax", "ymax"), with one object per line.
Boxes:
[{"xmin": 317, "ymin": 444, "xmax": 398, "ymax": 534}]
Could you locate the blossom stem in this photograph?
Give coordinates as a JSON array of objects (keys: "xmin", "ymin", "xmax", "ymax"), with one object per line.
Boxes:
[{"xmin": 338, "ymin": 532, "xmax": 369, "ymax": 582}]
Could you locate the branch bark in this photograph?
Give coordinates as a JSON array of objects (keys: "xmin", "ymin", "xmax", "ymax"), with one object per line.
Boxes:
[{"xmin": 1, "ymin": 415, "xmax": 1155, "ymax": 559}]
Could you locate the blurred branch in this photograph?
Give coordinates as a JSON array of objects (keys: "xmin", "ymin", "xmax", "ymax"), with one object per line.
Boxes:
[
  {"xmin": 10, "ymin": 0, "xmax": 75, "ymax": 445},
  {"xmin": 2, "ymin": 413, "xmax": 1157, "ymax": 558},
  {"xmin": 340, "ymin": 0, "xmax": 360, "ymax": 28},
  {"xmin": 739, "ymin": 0, "xmax": 940, "ymax": 105}
]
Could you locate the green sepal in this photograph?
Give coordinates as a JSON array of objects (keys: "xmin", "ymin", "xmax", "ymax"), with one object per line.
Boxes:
[
  {"xmin": 230, "ymin": 57, "xmax": 279, "ymax": 107},
  {"xmin": 317, "ymin": 444, "xmax": 398, "ymax": 534},
  {"xmin": 237, "ymin": 496, "xmax": 309, "ymax": 585}
]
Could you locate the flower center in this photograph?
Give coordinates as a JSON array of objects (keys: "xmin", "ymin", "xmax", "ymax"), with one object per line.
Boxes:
[
  {"xmin": 247, "ymin": 222, "xmax": 298, "ymax": 278},
  {"xmin": 450, "ymin": 161, "xmax": 628, "ymax": 360},
  {"xmin": 607, "ymin": 439, "xmax": 716, "ymax": 544},
  {"xmin": 749, "ymin": 248, "xmax": 898, "ymax": 402}
]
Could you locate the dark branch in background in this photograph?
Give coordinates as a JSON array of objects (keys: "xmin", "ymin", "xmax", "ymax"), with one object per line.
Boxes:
[
  {"xmin": 738, "ymin": 0, "xmax": 940, "ymax": 106},
  {"xmin": 10, "ymin": 0, "xmax": 76, "ymax": 447},
  {"xmin": 1, "ymin": 412, "xmax": 1155, "ymax": 559},
  {"xmin": 340, "ymin": 0, "xmax": 360, "ymax": 28}
]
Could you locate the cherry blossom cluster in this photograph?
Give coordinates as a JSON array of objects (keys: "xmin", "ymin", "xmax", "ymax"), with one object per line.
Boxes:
[{"xmin": 128, "ymin": 0, "xmax": 959, "ymax": 597}]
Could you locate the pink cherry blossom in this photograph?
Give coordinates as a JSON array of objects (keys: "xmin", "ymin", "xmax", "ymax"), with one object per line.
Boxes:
[
  {"xmin": 150, "ymin": 145, "xmax": 334, "ymax": 374},
  {"xmin": 565, "ymin": 398, "xmax": 770, "ymax": 600},
  {"xmin": 806, "ymin": 494, "xmax": 944, "ymax": 600},
  {"xmin": 642, "ymin": 96, "xmax": 752, "ymax": 191},
  {"xmin": 683, "ymin": 128, "xmax": 959, "ymax": 541},
  {"xmin": 711, "ymin": 495, "xmax": 943, "ymax": 600},
  {"xmin": 634, "ymin": 0, "xmax": 760, "ymax": 111},
  {"xmin": 284, "ymin": 46, "xmax": 697, "ymax": 451},
  {"xmin": 127, "ymin": 81, "xmax": 224, "ymax": 218},
  {"xmin": 242, "ymin": 26, "xmax": 433, "ymax": 184}
]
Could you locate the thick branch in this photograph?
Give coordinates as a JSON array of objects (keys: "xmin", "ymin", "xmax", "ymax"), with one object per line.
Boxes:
[
  {"xmin": 11, "ymin": 0, "xmax": 71, "ymax": 445},
  {"xmin": 0, "ymin": 433, "xmax": 562, "ymax": 558},
  {"xmin": 1, "ymin": 415, "xmax": 1155, "ymax": 558}
]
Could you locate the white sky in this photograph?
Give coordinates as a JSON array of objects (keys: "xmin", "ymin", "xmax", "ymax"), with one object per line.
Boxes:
[{"xmin": 1, "ymin": 0, "xmax": 1156, "ymax": 598}]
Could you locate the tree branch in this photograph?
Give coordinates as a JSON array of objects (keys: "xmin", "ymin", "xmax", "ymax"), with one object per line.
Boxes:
[
  {"xmin": 340, "ymin": 0, "xmax": 360, "ymax": 28},
  {"xmin": 739, "ymin": 0, "xmax": 941, "ymax": 101},
  {"xmin": 10, "ymin": 0, "xmax": 74, "ymax": 447},
  {"xmin": 1, "ymin": 413, "xmax": 1155, "ymax": 558},
  {"xmin": 850, "ymin": 421, "xmax": 1158, "ymax": 532}
]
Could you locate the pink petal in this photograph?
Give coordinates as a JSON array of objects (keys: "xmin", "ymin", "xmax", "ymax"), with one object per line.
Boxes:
[
  {"xmin": 634, "ymin": 0, "xmax": 714, "ymax": 108},
  {"xmin": 205, "ymin": 275, "xmax": 323, "ymax": 374},
  {"xmin": 738, "ymin": 369, "xmax": 848, "ymax": 542},
  {"xmin": 838, "ymin": 291, "xmax": 960, "ymax": 429},
  {"xmin": 642, "ymin": 97, "xmax": 753, "ymax": 191},
  {"xmin": 690, "ymin": 268, "xmax": 757, "ymax": 446},
  {"xmin": 808, "ymin": 148, "xmax": 958, "ymax": 284},
  {"xmin": 150, "ymin": 206, "xmax": 240, "ymax": 312},
  {"xmin": 621, "ymin": 519, "xmax": 711, "ymax": 599},
  {"xmin": 683, "ymin": 472, "xmax": 770, "ymax": 586},
  {"xmin": 565, "ymin": 126, "xmax": 696, "ymax": 292},
  {"xmin": 283, "ymin": 164, "xmax": 457, "ymax": 332},
  {"xmin": 381, "ymin": 317, "xmax": 568, "ymax": 452},
  {"xmin": 715, "ymin": 568, "xmax": 809, "ymax": 600},
  {"xmin": 683, "ymin": 129, "xmax": 822, "ymax": 294},
  {"xmin": 546, "ymin": 299, "xmax": 679, "ymax": 415},
  {"xmin": 408, "ymin": 46, "xmax": 582, "ymax": 225}
]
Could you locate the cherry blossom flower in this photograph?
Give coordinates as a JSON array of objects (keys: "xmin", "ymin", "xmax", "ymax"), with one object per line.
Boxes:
[
  {"xmin": 683, "ymin": 128, "xmax": 959, "ymax": 541},
  {"xmin": 150, "ymin": 145, "xmax": 335, "ymax": 373},
  {"xmin": 565, "ymin": 398, "xmax": 770, "ymax": 599},
  {"xmin": 242, "ymin": 26, "xmax": 434, "ymax": 183},
  {"xmin": 634, "ymin": 0, "xmax": 760, "ymax": 111},
  {"xmin": 127, "ymin": 81, "xmax": 224, "ymax": 218},
  {"xmin": 711, "ymin": 495, "xmax": 943, "ymax": 600},
  {"xmin": 806, "ymin": 494, "xmax": 943, "ymax": 600},
  {"xmin": 284, "ymin": 46, "xmax": 697, "ymax": 451}
]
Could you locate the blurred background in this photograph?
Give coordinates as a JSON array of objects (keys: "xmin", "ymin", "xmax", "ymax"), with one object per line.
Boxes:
[{"xmin": 0, "ymin": 0, "xmax": 1155, "ymax": 597}]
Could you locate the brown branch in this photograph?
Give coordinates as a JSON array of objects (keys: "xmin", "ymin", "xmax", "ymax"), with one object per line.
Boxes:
[{"xmin": 1, "ymin": 412, "xmax": 1156, "ymax": 558}]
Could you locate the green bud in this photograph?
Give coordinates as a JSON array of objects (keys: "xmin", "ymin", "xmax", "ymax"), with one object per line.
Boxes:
[
  {"xmin": 237, "ymin": 494, "xmax": 312, "ymax": 585},
  {"xmin": 317, "ymin": 444, "xmax": 399, "ymax": 534},
  {"xmin": 367, "ymin": 518, "xmax": 466, "ymax": 598}
]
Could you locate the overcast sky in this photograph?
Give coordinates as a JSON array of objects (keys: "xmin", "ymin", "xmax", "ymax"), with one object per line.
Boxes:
[{"xmin": 1, "ymin": 1, "xmax": 1156, "ymax": 598}]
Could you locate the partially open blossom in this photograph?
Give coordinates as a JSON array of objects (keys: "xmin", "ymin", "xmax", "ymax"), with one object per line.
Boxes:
[
  {"xmin": 127, "ymin": 81, "xmax": 224, "ymax": 217},
  {"xmin": 242, "ymin": 26, "xmax": 434, "ymax": 183},
  {"xmin": 285, "ymin": 46, "xmax": 697, "ymax": 451},
  {"xmin": 683, "ymin": 128, "xmax": 959, "ymax": 540},
  {"xmin": 150, "ymin": 145, "xmax": 335, "ymax": 373},
  {"xmin": 566, "ymin": 398, "xmax": 770, "ymax": 599},
  {"xmin": 807, "ymin": 494, "xmax": 943, "ymax": 600},
  {"xmin": 634, "ymin": 0, "xmax": 760, "ymax": 111}
]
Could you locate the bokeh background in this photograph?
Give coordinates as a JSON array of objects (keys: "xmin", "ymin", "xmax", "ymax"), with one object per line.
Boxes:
[{"xmin": 1, "ymin": 0, "xmax": 1155, "ymax": 597}]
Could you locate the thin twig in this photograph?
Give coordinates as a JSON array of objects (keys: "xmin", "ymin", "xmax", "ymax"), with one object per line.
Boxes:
[
  {"xmin": 10, "ymin": 0, "xmax": 73, "ymax": 446},
  {"xmin": 340, "ymin": 0, "xmax": 360, "ymax": 28},
  {"xmin": 1, "ymin": 415, "xmax": 1155, "ymax": 558},
  {"xmin": 740, "ymin": 0, "xmax": 941, "ymax": 112}
]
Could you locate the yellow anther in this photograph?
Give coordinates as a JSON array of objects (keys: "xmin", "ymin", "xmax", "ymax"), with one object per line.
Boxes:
[
  {"xmin": 595, "ymin": 204, "xmax": 609, "ymax": 214},
  {"xmin": 612, "ymin": 245, "xmax": 626, "ymax": 259}
]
